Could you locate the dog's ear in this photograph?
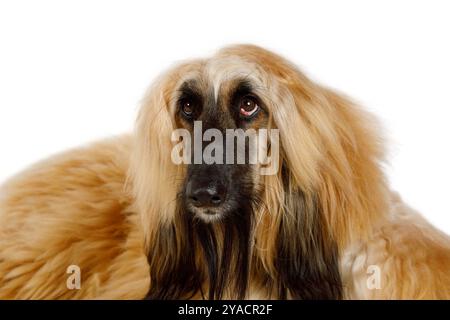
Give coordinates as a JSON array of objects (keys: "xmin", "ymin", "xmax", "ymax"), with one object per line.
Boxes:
[
  {"xmin": 279, "ymin": 70, "xmax": 389, "ymax": 248},
  {"xmin": 129, "ymin": 68, "xmax": 184, "ymax": 251},
  {"xmin": 131, "ymin": 67, "xmax": 199, "ymax": 299},
  {"xmin": 269, "ymin": 69, "xmax": 388, "ymax": 298}
]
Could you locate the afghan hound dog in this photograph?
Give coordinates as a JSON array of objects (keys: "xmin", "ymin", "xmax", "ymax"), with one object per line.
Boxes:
[{"xmin": 0, "ymin": 45, "xmax": 449, "ymax": 300}]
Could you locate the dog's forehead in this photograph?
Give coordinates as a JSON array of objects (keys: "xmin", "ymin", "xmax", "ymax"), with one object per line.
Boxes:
[
  {"xmin": 206, "ymin": 56, "xmax": 263, "ymax": 101},
  {"xmin": 176, "ymin": 57, "xmax": 261, "ymax": 94}
]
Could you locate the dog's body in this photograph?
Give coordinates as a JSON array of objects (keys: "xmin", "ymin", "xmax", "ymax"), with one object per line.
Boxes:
[{"xmin": 0, "ymin": 45, "xmax": 449, "ymax": 299}]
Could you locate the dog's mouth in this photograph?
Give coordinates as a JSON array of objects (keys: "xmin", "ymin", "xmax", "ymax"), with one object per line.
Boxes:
[
  {"xmin": 192, "ymin": 209, "xmax": 223, "ymax": 223},
  {"xmin": 186, "ymin": 199, "xmax": 237, "ymax": 223}
]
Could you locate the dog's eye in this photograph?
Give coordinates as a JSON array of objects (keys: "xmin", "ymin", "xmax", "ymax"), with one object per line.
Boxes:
[
  {"xmin": 180, "ymin": 99, "xmax": 194, "ymax": 117},
  {"xmin": 239, "ymin": 96, "xmax": 260, "ymax": 118}
]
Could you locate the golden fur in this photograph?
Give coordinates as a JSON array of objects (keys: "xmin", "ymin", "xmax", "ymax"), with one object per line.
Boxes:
[{"xmin": 0, "ymin": 45, "xmax": 449, "ymax": 299}]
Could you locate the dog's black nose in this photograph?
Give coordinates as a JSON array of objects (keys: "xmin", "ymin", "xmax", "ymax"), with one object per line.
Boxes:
[{"xmin": 186, "ymin": 180, "xmax": 227, "ymax": 208}]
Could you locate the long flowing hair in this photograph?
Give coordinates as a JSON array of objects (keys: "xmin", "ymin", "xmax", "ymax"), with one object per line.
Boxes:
[{"xmin": 129, "ymin": 45, "xmax": 388, "ymax": 299}]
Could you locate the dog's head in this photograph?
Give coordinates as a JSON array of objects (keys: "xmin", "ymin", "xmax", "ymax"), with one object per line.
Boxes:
[{"xmin": 131, "ymin": 45, "xmax": 387, "ymax": 299}]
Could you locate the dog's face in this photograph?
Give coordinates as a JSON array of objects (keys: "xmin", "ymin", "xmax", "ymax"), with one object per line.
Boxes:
[
  {"xmin": 175, "ymin": 78, "xmax": 270, "ymax": 222},
  {"xmin": 170, "ymin": 68, "xmax": 273, "ymax": 223}
]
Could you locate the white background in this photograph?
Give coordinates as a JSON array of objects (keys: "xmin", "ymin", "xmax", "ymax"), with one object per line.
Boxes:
[{"xmin": 0, "ymin": 1, "xmax": 449, "ymax": 233}]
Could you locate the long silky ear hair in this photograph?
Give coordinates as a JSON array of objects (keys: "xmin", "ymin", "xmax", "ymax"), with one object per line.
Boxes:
[
  {"xmin": 219, "ymin": 45, "xmax": 389, "ymax": 299},
  {"xmin": 129, "ymin": 61, "xmax": 207, "ymax": 299}
]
